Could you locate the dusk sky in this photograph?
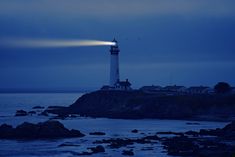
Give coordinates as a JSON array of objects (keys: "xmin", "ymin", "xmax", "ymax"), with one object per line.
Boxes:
[{"xmin": 0, "ymin": 0, "xmax": 235, "ymax": 90}]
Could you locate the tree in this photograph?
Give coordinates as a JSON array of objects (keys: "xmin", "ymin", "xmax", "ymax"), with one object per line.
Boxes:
[{"xmin": 214, "ymin": 82, "xmax": 231, "ymax": 94}]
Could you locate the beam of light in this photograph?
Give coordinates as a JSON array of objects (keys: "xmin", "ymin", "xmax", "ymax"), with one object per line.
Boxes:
[{"xmin": 0, "ymin": 38, "xmax": 116, "ymax": 48}]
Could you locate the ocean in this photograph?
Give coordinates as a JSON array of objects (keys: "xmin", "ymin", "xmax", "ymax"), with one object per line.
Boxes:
[{"xmin": 0, "ymin": 93, "xmax": 228, "ymax": 157}]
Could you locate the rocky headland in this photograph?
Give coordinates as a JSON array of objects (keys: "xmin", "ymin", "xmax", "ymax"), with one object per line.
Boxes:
[{"xmin": 45, "ymin": 90, "xmax": 235, "ymax": 121}]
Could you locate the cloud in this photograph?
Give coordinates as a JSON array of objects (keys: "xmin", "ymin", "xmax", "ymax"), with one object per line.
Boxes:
[{"xmin": 0, "ymin": 0, "xmax": 235, "ymax": 19}]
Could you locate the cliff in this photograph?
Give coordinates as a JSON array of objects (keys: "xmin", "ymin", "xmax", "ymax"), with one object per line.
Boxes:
[{"xmin": 46, "ymin": 90, "xmax": 235, "ymax": 121}]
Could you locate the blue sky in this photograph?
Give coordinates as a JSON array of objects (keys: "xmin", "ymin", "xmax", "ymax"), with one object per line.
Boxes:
[{"xmin": 0, "ymin": 0, "xmax": 235, "ymax": 90}]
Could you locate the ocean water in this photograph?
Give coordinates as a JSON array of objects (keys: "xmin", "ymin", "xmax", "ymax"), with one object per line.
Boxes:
[{"xmin": 0, "ymin": 93, "xmax": 229, "ymax": 157}]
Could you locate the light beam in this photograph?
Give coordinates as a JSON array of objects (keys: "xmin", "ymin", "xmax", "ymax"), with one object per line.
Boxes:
[{"xmin": 1, "ymin": 39, "xmax": 116, "ymax": 48}]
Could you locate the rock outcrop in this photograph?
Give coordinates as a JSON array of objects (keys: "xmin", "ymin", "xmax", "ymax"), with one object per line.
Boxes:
[
  {"xmin": 0, "ymin": 120, "xmax": 85, "ymax": 139},
  {"xmin": 15, "ymin": 110, "xmax": 28, "ymax": 116},
  {"xmin": 162, "ymin": 121, "xmax": 235, "ymax": 156}
]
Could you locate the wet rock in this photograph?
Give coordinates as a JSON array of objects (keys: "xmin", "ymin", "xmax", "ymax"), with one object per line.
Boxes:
[
  {"xmin": 89, "ymin": 132, "xmax": 106, "ymax": 136},
  {"xmin": 161, "ymin": 121, "xmax": 235, "ymax": 156},
  {"xmin": 142, "ymin": 135, "xmax": 159, "ymax": 141},
  {"xmin": 94, "ymin": 136, "xmax": 159, "ymax": 149},
  {"xmin": 186, "ymin": 122, "xmax": 200, "ymax": 125},
  {"xmin": 122, "ymin": 149, "xmax": 134, "ymax": 156},
  {"xmin": 220, "ymin": 121, "xmax": 235, "ymax": 140},
  {"xmin": 39, "ymin": 111, "xmax": 49, "ymax": 116},
  {"xmin": 69, "ymin": 114, "xmax": 79, "ymax": 118},
  {"xmin": 199, "ymin": 128, "xmax": 222, "ymax": 136},
  {"xmin": 58, "ymin": 142, "xmax": 80, "ymax": 147},
  {"xmin": 15, "ymin": 110, "xmax": 28, "ymax": 116},
  {"xmin": 141, "ymin": 147, "xmax": 154, "ymax": 151},
  {"xmin": 32, "ymin": 106, "xmax": 45, "ymax": 109},
  {"xmin": 67, "ymin": 145, "xmax": 105, "ymax": 156},
  {"xmin": 51, "ymin": 114, "xmax": 68, "ymax": 120},
  {"xmin": 28, "ymin": 111, "xmax": 36, "ymax": 115},
  {"xmin": 157, "ymin": 131, "xmax": 183, "ymax": 136},
  {"xmin": 131, "ymin": 129, "xmax": 138, "ymax": 133},
  {"xmin": 47, "ymin": 106, "xmax": 67, "ymax": 109},
  {"xmin": 0, "ymin": 120, "xmax": 85, "ymax": 139},
  {"xmin": 88, "ymin": 145, "xmax": 105, "ymax": 153},
  {"xmin": 162, "ymin": 135, "xmax": 198, "ymax": 156},
  {"xmin": 94, "ymin": 138, "xmax": 134, "ymax": 148},
  {"xmin": 69, "ymin": 151, "xmax": 92, "ymax": 156},
  {"xmin": 0, "ymin": 124, "xmax": 13, "ymax": 137},
  {"xmin": 185, "ymin": 130, "xmax": 199, "ymax": 137}
]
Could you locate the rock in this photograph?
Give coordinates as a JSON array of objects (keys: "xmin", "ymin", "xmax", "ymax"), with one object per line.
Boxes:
[
  {"xmin": 0, "ymin": 120, "xmax": 85, "ymax": 139},
  {"xmin": 157, "ymin": 131, "xmax": 183, "ymax": 136},
  {"xmin": 88, "ymin": 145, "xmax": 105, "ymax": 153},
  {"xmin": 28, "ymin": 111, "xmax": 36, "ymax": 115},
  {"xmin": 185, "ymin": 130, "xmax": 199, "ymax": 137},
  {"xmin": 79, "ymin": 152, "xmax": 92, "ymax": 155},
  {"xmin": 32, "ymin": 106, "xmax": 45, "ymax": 109},
  {"xmin": 58, "ymin": 142, "xmax": 80, "ymax": 147},
  {"xmin": 220, "ymin": 121, "xmax": 235, "ymax": 140},
  {"xmin": 222, "ymin": 121, "xmax": 235, "ymax": 132},
  {"xmin": 161, "ymin": 121, "xmax": 235, "ymax": 157},
  {"xmin": 122, "ymin": 149, "xmax": 134, "ymax": 156},
  {"xmin": 69, "ymin": 114, "xmax": 79, "ymax": 118},
  {"xmin": 94, "ymin": 136, "xmax": 159, "ymax": 149},
  {"xmin": 67, "ymin": 145, "xmax": 105, "ymax": 155},
  {"xmin": 15, "ymin": 110, "xmax": 28, "ymax": 116},
  {"xmin": 89, "ymin": 132, "xmax": 106, "ymax": 136},
  {"xmin": 141, "ymin": 147, "xmax": 154, "ymax": 151},
  {"xmin": 199, "ymin": 128, "xmax": 222, "ymax": 136},
  {"xmin": 131, "ymin": 129, "xmax": 138, "ymax": 133},
  {"xmin": 39, "ymin": 111, "xmax": 49, "ymax": 116},
  {"xmin": 142, "ymin": 135, "xmax": 159, "ymax": 141},
  {"xmin": 0, "ymin": 124, "xmax": 13, "ymax": 137},
  {"xmin": 51, "ymin": 114, "xmax": 68, "ymax": 120},
  {"xmin": 69, "ymin": 151, "xmax": 92, "ymax": 156},
  {"xmin": 94, "ymin": 138, "xmax": 134, "ymax": 148},
  {"xmin": 47, "ymin": 106, "xmax": 66, "ymax": 109},
  {"xmin": 162, "ymin": 135, "xmax": 198, "ymax": 156}
]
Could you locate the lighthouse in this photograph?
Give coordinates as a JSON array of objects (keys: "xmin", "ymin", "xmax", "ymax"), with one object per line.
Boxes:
[
  {"xmin": 101, "ymin": 38, "xmax": 131, "ymax": 91},
  {"xmin": 110, "ymin": 38, "xmax": 120, "ymax": 87}
]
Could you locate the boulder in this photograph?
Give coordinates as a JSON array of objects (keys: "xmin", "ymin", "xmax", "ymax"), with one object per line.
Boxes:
[
  {"xmin": 39, "ymin": 111, "xmax": 49, "ymax": 116},
  {"xmin": 32, "ymin": 106, "xmax": 45, "ymax": 109},
  {"xmin": 0, "ymin": 120, "xmax": 85, "ymax": 139},
  {"xmin": 89, "ymin": 132, "xmax": 106, "ymax": 136},
  {"xmin": 131, "ymin": 129, "xmax": 138, "ymax": 133},
  {"xmin": 88, "ymin": 145, "xmax": 105, "ymax": 153},
  {"xmin": 122, "ymin": 149, "xmax": 134, "ymax": 156},
  {"xmin": 58, "ymin": 142, "xmax": 80, "ymax": 147},
  {"xmin": 15, "ymin": 110, "xmax": 28, "ymax": 116},
  {"xmin": 28, "ymin": 111, "xmax": 36, "ymax": 115}
]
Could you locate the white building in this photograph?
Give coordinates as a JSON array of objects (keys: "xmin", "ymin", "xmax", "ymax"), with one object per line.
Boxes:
[
  {"xmin": 110, "ymin": 38, "xmax": 120, "ymax": 87},
  {"xmin": 140, "ymin": 85, "xmax": 162, "ymax": 93},
  {"xmin": 187, "ymin": 86, "xmax": 213, "ymax": 94},
  {"xmin": 162, "ymin": 85, "xmax": 187, "ymax": 93},
  {"xmin": 101, "ymin": 39, "xmax": 132, "ymax": 91}
]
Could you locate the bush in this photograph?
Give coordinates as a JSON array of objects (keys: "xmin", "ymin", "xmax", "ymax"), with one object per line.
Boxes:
[{"xmin": 214, "ymin": 82, "xmax": 231, "ymax": 94}]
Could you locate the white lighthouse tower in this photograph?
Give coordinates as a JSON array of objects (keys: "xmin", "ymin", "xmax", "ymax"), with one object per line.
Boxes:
[{"xmin": 110, "ymin": 38, "xmax": 120, "ymax": 87}]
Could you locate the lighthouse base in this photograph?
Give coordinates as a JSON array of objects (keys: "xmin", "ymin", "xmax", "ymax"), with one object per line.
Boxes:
[{"xmin": 101, "ymin": 79, "xmax": 132, "ymax": 91}]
